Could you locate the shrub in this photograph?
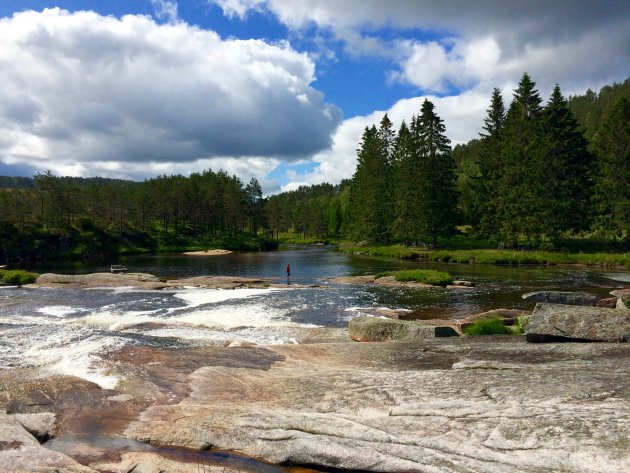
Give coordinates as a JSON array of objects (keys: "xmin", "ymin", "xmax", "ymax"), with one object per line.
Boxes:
[
  {"xmin": 0, "ymin": 269, "xmax": 39, "ymax": 286},
  {"xmin": 391, "ymin": 269, "xmax": 453, "ymax": 286},
  {"xmin": 463, "ymin": 317, "xmax": 512, "ymax": 336}
]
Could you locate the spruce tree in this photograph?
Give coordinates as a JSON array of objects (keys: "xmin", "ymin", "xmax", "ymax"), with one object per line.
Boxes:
[
  {"xmin": 592, "ymin": 98, "xmax": 630, "ymax": 239},
  {"xmin": 416, "ymin": 99, "xmax": 459, "ymax": 246},
  {"xmin": 537, "ymin": 85, "xmax": 593, "ymax": 239},
  {"xmin": 348, "ymin": 125, "xmax": 391, "ymax": 242},
  {"xmin": 495, "ymin": 73, "xmax": 543, "ymax": 245},
  {"xmin": 476, "ymin": 88, "xmax": 506, "ymax": 235},
  {"xmin": 392, "ymin": 119, "xmax": 421, "ymax": 243}
]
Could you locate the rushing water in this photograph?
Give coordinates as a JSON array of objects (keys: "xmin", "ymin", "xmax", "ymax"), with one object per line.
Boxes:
[{"xmin": 1, "ymin": 245, "xmax": 627, "ymax": 389}]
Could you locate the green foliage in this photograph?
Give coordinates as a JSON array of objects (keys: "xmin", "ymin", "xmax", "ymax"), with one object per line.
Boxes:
[
  {"xmin": 463, "ymin": 318, "xmax": 512, "ymax": 336},
  {"xmin": 0, "ymin": 269, "xmax": 39, "ymax": 285},
  {"xmin": 389, "ymin": 269, "xmax": 453, "ymax": 286}
]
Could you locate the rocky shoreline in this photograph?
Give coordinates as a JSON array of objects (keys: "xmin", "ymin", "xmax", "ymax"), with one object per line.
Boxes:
[{"xmin": 2, "ymin": 274, "xmax": 630, "ymax": 472}]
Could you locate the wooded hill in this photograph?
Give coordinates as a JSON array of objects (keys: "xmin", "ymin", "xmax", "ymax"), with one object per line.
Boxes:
[{"xmin": 0, "ymin": 74, "xmax": 628, "ymax": 263}]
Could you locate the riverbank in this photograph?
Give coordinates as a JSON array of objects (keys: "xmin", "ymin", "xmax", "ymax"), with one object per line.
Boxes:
[{"xmin": 340, "ymin": 243, "xmax": 630, "ymax": 267}]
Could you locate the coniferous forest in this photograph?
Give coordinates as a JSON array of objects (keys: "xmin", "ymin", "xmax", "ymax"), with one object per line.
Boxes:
[{"xmin": 0, "ymin": 74, "xmax": 629, "ymax": 264}]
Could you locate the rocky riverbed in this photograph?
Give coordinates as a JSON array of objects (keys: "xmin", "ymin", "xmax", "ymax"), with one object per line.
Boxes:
[
  {"xmin": 2, "ymin": 335, "xmax": 629, "ymax": 472},
  {"xmin": 2, "ymin": 270, "xmax": 630, "ymax": 472}
]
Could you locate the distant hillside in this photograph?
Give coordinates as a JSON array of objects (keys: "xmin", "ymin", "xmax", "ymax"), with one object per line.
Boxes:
[
  {"xmin": 0, "ymin": 175, "xmax": 139, "ymax": 189},
  {"xmin": 568, "ymin": 76, "xmax": 630, "ymax": 141}
]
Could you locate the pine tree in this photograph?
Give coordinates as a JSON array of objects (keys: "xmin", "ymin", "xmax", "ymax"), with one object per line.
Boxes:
[
  {"xmin": 475, "ymin": 87, "xmax": 506, "ymax": 235},
  {"xmin": 537, "ymin": 85, "xmax": 593, "ymax": 239},
  {"xmin": 348, "ymin": 125, "xmax": 391, "ymax": 242},
  {"xmin": 415, "ymin": 99, "xmax": 459, "ymax": 246},
  {"xmin": 392, "ymin": 119, "xmax": 422, "ymax": 243},
  {"xmin": 495, "ymin": 73, "xmax": 543, "ymax": 245},
  {"xmin": 592, "ymin": 98, "xmax": 630, "ymax": 239}
]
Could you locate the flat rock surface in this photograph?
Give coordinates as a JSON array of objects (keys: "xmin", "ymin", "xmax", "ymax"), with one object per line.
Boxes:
[
  {"xmin": 124, "ymin": 338, "xmax": 630, "ymax": 472},
  {"xmin": 526, "ymin": 303, "xmax": 630, "ymax": 342},
  {"xmin": 33, "ymin": 272, "xmax": 169, "ymax": 289}
]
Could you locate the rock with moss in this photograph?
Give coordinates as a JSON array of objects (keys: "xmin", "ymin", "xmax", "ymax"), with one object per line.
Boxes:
[
  {"xmin": 348, "ymin": 316, "xmax": 458, "ymax": 342},
  {"xmin": 526, "ymin": 303, "xmax": 630, "ymax": 342}
]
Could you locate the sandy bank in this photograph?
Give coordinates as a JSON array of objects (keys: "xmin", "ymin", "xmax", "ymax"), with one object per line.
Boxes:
[{"xmin": 182, "ymin": 249, "xmax": 233, "ymax": 256}]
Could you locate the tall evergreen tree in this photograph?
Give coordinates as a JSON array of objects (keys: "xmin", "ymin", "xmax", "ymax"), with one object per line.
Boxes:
[
  {"xmin": 537, "ymin": 85, "xmax": 593, "ymax": 239},
  {"xmin": 348, "ymin": 125, "xmax": 391, "ymax": 242},
  {"xmin": 592, "ymin": 98, "xmax": 630, "ymax": 239},
  {"xmin": 415, "ymin": 99, "xmax": 459, "ymax": 246},
  {"xmin": 495, "ymin": 73, "xmax": 543, "ymax": 245},
  {"xmin": 474, "ymin": 87, "xmax": 506, "ymax": 234}
]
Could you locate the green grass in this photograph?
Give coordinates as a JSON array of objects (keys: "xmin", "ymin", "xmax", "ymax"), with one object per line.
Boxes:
[
  {"xmin": 376, "ymin": 269, "xmax": 453, "ymax": 286},
  {"xmin": 463, "ymin": 318, "xmax": 512, "ymax": 336},
  {"xmin": 0, "ymin": 269, "xmax": 39, "ymax": 286},
  {"xmin": 339, "ymin": 243, "xmax": 630, "ymax": 267}
]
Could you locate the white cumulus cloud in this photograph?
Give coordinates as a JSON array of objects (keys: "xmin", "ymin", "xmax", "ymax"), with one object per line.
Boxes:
[{"xmin": 0, "ymin": 8, "xmax": 340, "ymax": 178}]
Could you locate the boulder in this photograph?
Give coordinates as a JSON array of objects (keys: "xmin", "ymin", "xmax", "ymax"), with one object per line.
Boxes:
[
  {"xmin": 348, "ymin": 316, "xmax": 458, "ymax": 342},
  {"xmin": 610, "ymin": 288, "xmax": 630, "ymax": 297},
  {"xmin": 10, "ymin": 413, "xmax": 55, "ymax": 442},
  {"xmin": 526, "ymin": 303, "xmax": 630, "ymax": 343},
  {"xmin": 617, "ymin": 297, "xmax": 630, "ymax": 311},
  {"xmin": 453, "ymin": 280, "xmax": 475, "ymax": 287},
  {"xmin": 34, "ymin": 272, "xmax": 169, "ymax": 290},
  {"xmin": 596, "ymin": 297, "xmax": 619, "ymax": 308},
  {"xmin": 522, "ymin": 291, "xmax": 598, "ymax": 306}
]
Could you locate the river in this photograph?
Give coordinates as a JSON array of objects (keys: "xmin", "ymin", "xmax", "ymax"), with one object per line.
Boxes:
[
  {"xmin": 1, "ymin": 245, "xmax": 629, "ymax": 471},
  {"xmin": 1, "ymin": 245, "xmax": 626, "ymax": 388}
]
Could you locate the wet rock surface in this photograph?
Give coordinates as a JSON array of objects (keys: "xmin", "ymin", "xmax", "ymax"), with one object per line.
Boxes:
[
  {"xmin": 522, "ymin": 291, "xmax": 599, "ymax": 306},
  {"xmin": 526, "ymin": 303, "xmax": 630, "ymax": 342},
  {"xmin": 124, "ymin": 338, "xmax": 630, "ymax": 472}
]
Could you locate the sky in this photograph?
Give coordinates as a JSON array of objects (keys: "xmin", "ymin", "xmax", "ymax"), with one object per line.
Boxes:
[{"xmin": 0, "ymin": 1, "xmax": 628, "ymax": 193}]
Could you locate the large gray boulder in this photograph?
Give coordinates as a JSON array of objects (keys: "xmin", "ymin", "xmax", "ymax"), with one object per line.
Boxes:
[
  {"xmin": 348, "ymin": 316, "xmax": 458, "ymax": 342},
  {"xmin": 522, "ymin": 291, "xmax": 598, "ymax": 306},
  {"xmin": 526, "ymin": 303, "xmax": 630, "ymax": 342}
]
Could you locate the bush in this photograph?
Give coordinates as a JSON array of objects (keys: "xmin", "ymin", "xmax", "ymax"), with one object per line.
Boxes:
[
  {"xmin": 463, "ymin": 317, "xmax": 512, "ymax": 336},
  {"xmin": 0, "ymin": 269, "xmax": 39, "ymax": 286}
]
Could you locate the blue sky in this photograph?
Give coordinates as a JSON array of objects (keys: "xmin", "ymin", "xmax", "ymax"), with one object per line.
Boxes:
[{"xmin": 0, "ymin": 0, "xmax": 628, "ymax": 193}]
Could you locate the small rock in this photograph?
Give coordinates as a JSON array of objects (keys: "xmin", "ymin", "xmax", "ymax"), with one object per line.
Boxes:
[
  {"xmin": 526, "ymin": 303, "xmax": 630, "ymax": 343},
  {"xmin": 522, "ymin": 291, "xmax": 598, "ymax": 306},
  {"xmin": 453, "ymin": 280, "xmax": 475, "ymax": 287},
  {"xmin": 10, "ymin": 413, "xmax": 56, "ymax": 442},
  {"xmin": 107, "ymin": 394, "xmax": 134, "ymax": 403}
]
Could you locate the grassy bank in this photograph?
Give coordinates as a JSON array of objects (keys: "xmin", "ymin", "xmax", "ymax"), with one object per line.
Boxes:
[
  {"xmin": 340, "ymin": 243, "xmax": 630, "ymax": 267},
  {"xmin": 376, "ymin": 269, "xmax": 453, "ymax": 286}
]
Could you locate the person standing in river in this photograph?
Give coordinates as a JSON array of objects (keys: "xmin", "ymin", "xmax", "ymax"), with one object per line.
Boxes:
[{"xmin": 286, "ymin": 263, "xmax": 291, "ymax": 282}]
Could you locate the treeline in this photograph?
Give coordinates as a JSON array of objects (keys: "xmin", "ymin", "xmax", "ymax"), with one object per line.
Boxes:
[
  {"xmin": 0, "ymin": 170, "xmax": 272, "ymax": 263},
  {"xmin": 276, "ymin": 74, "xmax": 630, "ymax": 248}
]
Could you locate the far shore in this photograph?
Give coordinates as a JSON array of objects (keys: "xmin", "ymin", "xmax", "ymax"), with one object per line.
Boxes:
[{"xmin": 182, "ymin": 249, "xmax": 233, "ymax": 256}]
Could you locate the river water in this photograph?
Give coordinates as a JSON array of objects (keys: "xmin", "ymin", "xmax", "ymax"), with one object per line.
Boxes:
[{"xmin": 0, "ymin": 245, "xmax": 627, "ymax": 389}]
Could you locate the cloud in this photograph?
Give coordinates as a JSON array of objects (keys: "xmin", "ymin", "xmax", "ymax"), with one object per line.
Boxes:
[
  {"xmin": 209, "ymin": 0, "xmax": 630, "ymax": 94},
  {"xmin": 150, "ymin": 0, "xmax": 179, "ymax": 23},
  {"xmin": 0, "ymin": 8, "xmax": 340, "ymax": 178}
]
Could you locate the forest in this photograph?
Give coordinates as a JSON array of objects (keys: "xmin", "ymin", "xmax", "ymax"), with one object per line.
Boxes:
[{"xmin": 0, "ymin": 74, "xmax": 628, "ymax": 264}]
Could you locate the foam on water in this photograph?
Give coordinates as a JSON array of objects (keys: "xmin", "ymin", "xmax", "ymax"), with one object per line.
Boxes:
[
  {"xmin": 172, "ymin": 287, "xmax": 280, "ymax": 309},
  {"xmin": 37, "ymin": 305, "xmax": 80, "ymax": 317},
  {"xmin": 175, "ymin": 303, "xmax": 298, "ymax": 329},
  {"xmin": 22, "ymin": 330, "xmax": 125, "ymax": 389}
]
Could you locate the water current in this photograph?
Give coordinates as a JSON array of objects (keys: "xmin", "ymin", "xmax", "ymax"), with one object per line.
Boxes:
[{"xmin": 1, "ymin": 245, "xmax": 627, "ymax": 389}]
